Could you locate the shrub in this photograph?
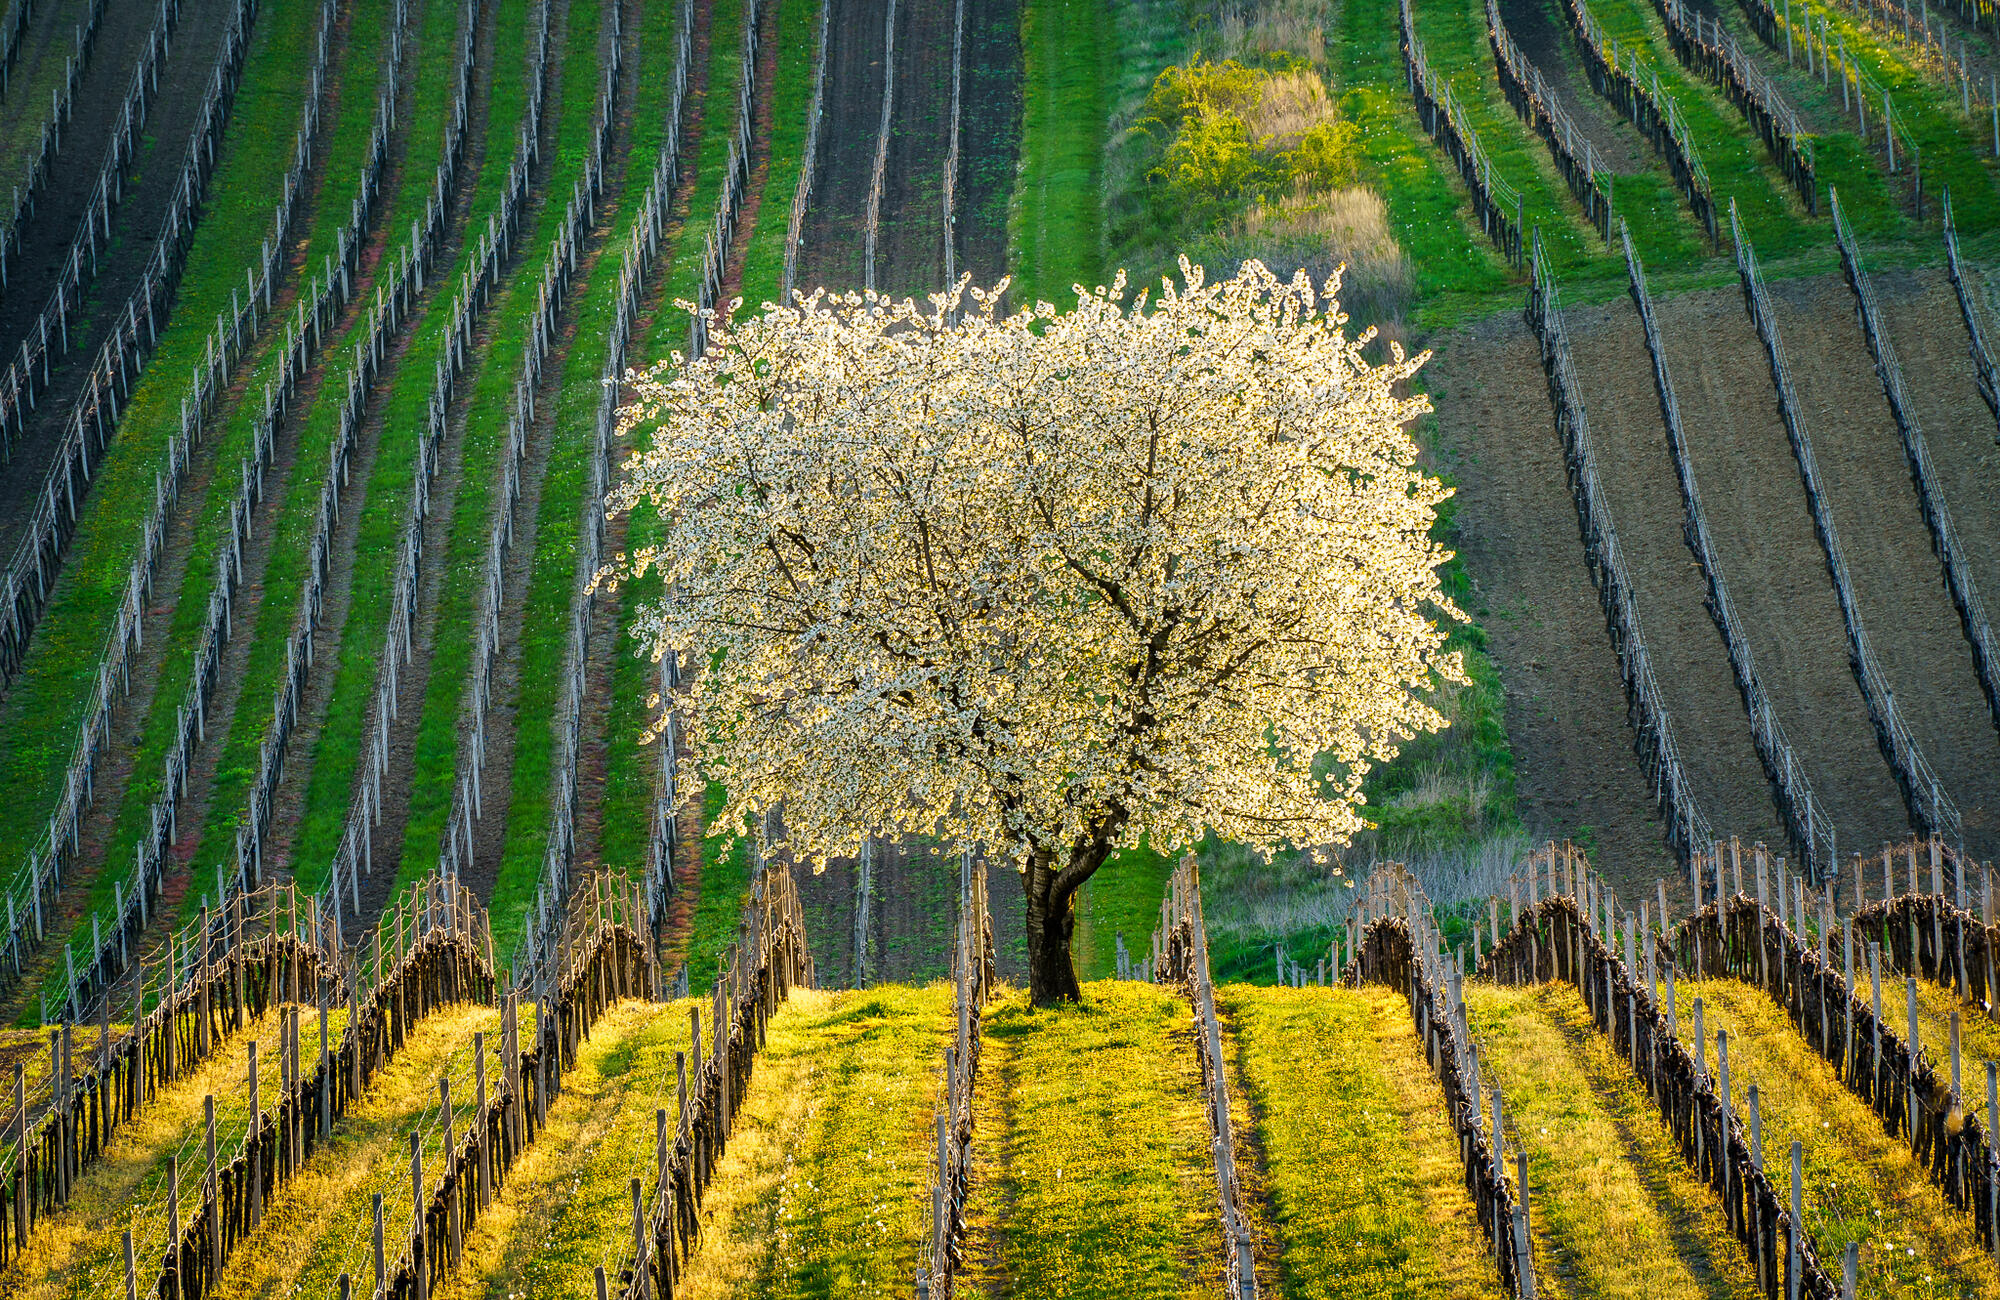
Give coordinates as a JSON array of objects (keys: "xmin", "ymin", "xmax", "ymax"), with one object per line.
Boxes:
[{"xmin": 1153, "ymin": 102, "xmax": 1264, "ymax": 206}]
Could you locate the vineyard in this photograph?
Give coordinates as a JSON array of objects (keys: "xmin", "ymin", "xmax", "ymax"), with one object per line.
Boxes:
[{"xmin": 0, "ymin": 0, "xmax": 1997, "ymax": 1292}]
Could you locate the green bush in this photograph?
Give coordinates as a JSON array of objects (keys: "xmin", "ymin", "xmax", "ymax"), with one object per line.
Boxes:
[{"xmin": 1137, "ymin": 57, "xmax": 1363, "ymax": 214}]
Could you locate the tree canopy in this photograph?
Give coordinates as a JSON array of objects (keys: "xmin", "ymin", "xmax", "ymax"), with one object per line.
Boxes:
[{"xmin": 607, "ymin": 261, "xmax": 1461, "ymax": 999}]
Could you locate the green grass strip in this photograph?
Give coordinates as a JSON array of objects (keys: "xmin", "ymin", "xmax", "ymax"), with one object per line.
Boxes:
[
  {"xmin": 1465, "ymin": 981, "xmax": 1763, "ymax": 1298},
  {"xmin": 670, "ymin": 985, "xmax": 951, "ymax": 1296},
  {"xmin": 484, "ymin": 20, "xmax": 675, "ymax": 963},
  {"xmin": 1070, "ymin": 843, "xmax": 1174, "ymax": 981},
  {"xmin": 679, "ymin": 782, "xmax": 754, "ymax": 992},
  {"xmin": 1334, "ymin": 0, "xmax": 1516, "ymax": 319},
  {"xmin": 0, "ymin": 0, "xmax": 91, "ymax": 187},
  {"xmin": 436, "ymin": 996, "xmax": 695, "ymax": 1300},
  {"xmin": 734, "ymin": 0, "xmax": 825, "ymax": 310},
  {"xmin": 656, "ymin": 0, "xmax": 746, "ymax": 317},
  {"xmin": 1706, "ymin": 0, "xmax": 1910, "ymax": 240},
  {"xmin": 1410, "ymin": 0, "xmax": 1610, "ymax": 275},
  {"xmin": 1675, "ymin": 977, "xmax": 2000, "ymax": 1297},
  {"xmin": 963, "ymin": 981, "xmax": 1225, "ymax": 1298},
  {"xmin": 1222, "ymin": 984, "xmax": 1506, "ymax": 1298},
  {"xmin": 174, "ymin": 0, "xmax": 404, "ymax": 885},
  {"xmin": 1011, "ymin": 0, "xmax": 1111, "ymax": 307},
  {"xmin": 1514, "ymin": 0, "xmax": 1712, "ymax": 266},
  {"xmin": 1787, "ymin": 0, "xmax": 1999, "ymax": 233},
  {"xmin": 0, "ymin": 0, "xmax": 340, "ymax": 885},
  {"xmin": 289, "ymin": 0, "xmax": 540, "ymax": 887},
  {"xmin": 390, "ymin": 0, "xmax": 608, "ymax": 900},
  {"xmin": 1585, "ymin": 0, "xmax": 1824, "ymax": 254}
]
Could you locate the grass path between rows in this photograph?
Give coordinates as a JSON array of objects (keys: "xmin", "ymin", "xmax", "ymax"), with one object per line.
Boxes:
[
  {"xmin": 1223, "ymin": 984, "xmax": 1505, "ymax": 1298},
  {"xmin": 962, "ymin": 980, "xmax": 1224, "ymax": 1299},
  {"xmin": 670, "ymin": 985, "xmax": 950, "ymax": 1297},
  {"xmin": 1464, "ymin": 981, "xmax": 1760, "ymax": 1299},
  {"xmin": 1674, "ymin": 977, "xmax": 2000, "ymax": 1298},
  {"xmin": 435, "ymin": 996, "xmax": 695, "ymax": 1300},
  {"xmin": 1011, "ymin": 0, "xmax": 1111, "ymax": 308}
]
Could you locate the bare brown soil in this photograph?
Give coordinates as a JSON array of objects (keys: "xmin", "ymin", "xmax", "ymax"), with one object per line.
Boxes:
[
  {"xmin": 952, "ymin": 0, "xmax": 1018, "ymax": 290},
  {"xmin": 1562, "ymin": 293, "xmax": 1787, "ymax": 850},
  {"xmin": 792, "ymin": 0, "xmax": 888, "ymax": 295},
  {"xmin": 1767, "ymin": 273, "xmax": 2000, "ymax": 860},
  {"xmin": 1650, "ymin": 278, "xmax": 1912, "ymax": 857},
  {"xmin": 1871, "ymin": 265, "xmax": 2000, "ymax": 699},
  {"xmin": 1427, "ymin": 307, "xmax": 1677, "ymax": 902},
  {"xmin": 875, "ymin": 0, "xmax": 953, "ymax": 298},
  {"xmin": 1498, "ymin": 0, "xmax": 1647, "ymax": 174},
  {"xmin": 0, "ymin": 0, "xmax": 241, "ymax": 556}
]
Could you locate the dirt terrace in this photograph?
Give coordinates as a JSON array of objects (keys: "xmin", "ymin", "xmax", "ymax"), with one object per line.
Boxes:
[
  {"xmin": 0, "ymin": 0, "xmax": 242, "ymax": 563},
  {"xmin": 1430, "ymin": 268, "xmax": 2000, "ymax": 901},
  {"xmin": 792, "ymin": 0, "xmax": 887, "ymax": 296}
]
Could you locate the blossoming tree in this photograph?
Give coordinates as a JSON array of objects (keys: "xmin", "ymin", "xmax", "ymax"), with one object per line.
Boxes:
[{"xmin": 608, "ymin": 262, "xmax": 1461, "ymax": 1004}]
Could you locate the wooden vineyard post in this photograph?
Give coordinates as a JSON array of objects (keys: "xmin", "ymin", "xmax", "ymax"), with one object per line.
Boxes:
[
  {"xmin": 123, "ymin": 1229, "xmax": 136, "ymax": 1300},
  {"xmin": 1843, "ymin": 925, "xmax": 1855, "ymax": 1081},
  {"xmin": 475, "ymin": 1033, "xmax": 488, "ymax": 1210},
  {"xmin": 1948, "ymin": 1013, "xmax": 1963, "ymax": 1109},
  {"xmin": 1513, "ymin": 1151, "xmax": 1535, "ymax": 1298},
  {"xmin": 319, "ymin": 994, "xmax": 330, "ymax": 1139},
  {"xmin": 1800, "ymin": 1136, "xmax": 1816, "ymax": 1296},
  {"xmin": 1871, "ymin": 944, "xmax": 1884, "ymax": 1103},
  {"xmin": 411, "ymin": 1130, "xmax": 427, "ymax": 1300},
  {"xmin": 204, "ymin": 1095, "xmax": 219, "ymax": 1272},
  {"xmin": 441, "ymin": 1076, "xmax": 459, "ymax": 1267},
  {"xmin": 373, "ymin": 1194, "xmax": 386, "ymax": 1299},
  {"xmin": 656, "ymin": 1107, "xmax": 669, "ymax": 1196},
  {"xmin": 1717, "ymin": 1030, "xmax": 1734, "ymax": 1231},
  {"xmin": 13, "ymin": 1062, "xmax": 26, "ymax": 1248},
  {"xmin": 1749, "ymin": 1085, "xmax": 1764, "ymax": 1170},
  {"xmin": 166, "ymin": 1157, "xmax": 179, "ymax": 1287},
  {"xmin": 1908, "ymin": 978, "xmax": 1921, "ymax": 1146},
  {"xmin": 1989, "ymin": 1061, "xmax": 1998, "ymax": 1259},
  {"xmin": 249, "ymin": 1039, "xmax": 262, "ymax": 1227}
]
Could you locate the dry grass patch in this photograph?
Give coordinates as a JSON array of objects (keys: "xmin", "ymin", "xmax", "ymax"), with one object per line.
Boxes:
[
  {"xmin": 199, "ymin": 1002, "xmax": 503, "ymax": 1300},
  {"xmin": 4, "ymin": 1006, "xmax": 296, "ymax": 1298}
]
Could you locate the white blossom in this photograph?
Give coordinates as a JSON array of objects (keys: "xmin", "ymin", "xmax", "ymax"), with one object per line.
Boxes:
[{"xmin": 606, "ymin": 259, "xmax": 1462, "ymax": 884}]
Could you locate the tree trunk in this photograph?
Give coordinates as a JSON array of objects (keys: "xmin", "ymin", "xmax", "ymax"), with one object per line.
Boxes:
[
  {"xmin": 1024, "ymin": 856, "xmax": 1082, "ymax": 1005},
  {"xmin": 1021, "ymin": 829, "xmax": 1120, "ymax": 1005}
]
